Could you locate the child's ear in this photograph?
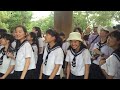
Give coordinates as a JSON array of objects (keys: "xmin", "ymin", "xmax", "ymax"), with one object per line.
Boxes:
[{"xmin": 25, "ymin": 33, "xmax": 28, "ymax": 36}]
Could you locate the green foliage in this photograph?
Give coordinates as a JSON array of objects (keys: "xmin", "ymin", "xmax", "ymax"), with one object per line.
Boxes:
[
  {"xmin": 0, "ymin": 11, "xmax": 120, "ymax": 33},
  {"xmin": 31, "ymin": 12, "xmax": 54, "ymax": 33},
  {"xmin": 73, "ymin": 11, "xmax": 120, "ymax": 31}
]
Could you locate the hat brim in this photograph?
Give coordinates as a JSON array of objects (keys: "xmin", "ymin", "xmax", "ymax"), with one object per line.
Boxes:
[{"xmin": 67, "ymin": 38, "xmax": 83, "ymax": 42}]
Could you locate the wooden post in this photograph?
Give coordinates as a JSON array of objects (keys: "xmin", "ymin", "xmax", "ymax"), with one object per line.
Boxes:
[{"xmin": 54, "ymin": 11, "xmax": 73, "ymax": 38}]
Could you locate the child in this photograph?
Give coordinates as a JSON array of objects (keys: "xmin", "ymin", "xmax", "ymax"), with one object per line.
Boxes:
[
  {"xmin": 27, "ymin": 32, "xmax": 39, "ymax": 64},
  {"xmin": 39, "ymin": 29, "xmax": 64, "ymax": 79},
  {"xmin": 100, "ymin": 30, "xmax": 120, "ymax": 79},
  {"xmin": 59, "ymin": 32, "xmax": 70, "ymax": 79},
  {"xmin": 0, "ymin": 33, "xmax": 15, "ymax": 79},
  {"xmin": 12, "ymin": 25, "xmax": 36, "ymax": 79},
  {"xmin": 32, "ymin": 27, "xmax": 44, "ymax": 79},
  {"xmin": 88, "ymin": 25, "xmax": 100, "ymax": 54},
  {"xmin": 66, "ymin": 32, "xmax": 91, "ymax": 79},
  {"xmin": 89, "ymin": 27, "xmax": 113, "ymax": 79}
]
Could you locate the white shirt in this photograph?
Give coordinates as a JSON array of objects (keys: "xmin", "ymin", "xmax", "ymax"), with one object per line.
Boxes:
[
  {"xmin": 65, "ymin": 49, "xmax": 91, "ymax": 76},
  {"xmin": 15, "ymin": 41, "xmax": 36, "ymax": 71},
  {"xmin": 32, "ymin": 44, "xmax": 38, "ymax": 64},
  {"xmin": 92, "ymin": 42, "xmax": 113, "ymax": 65},
  {"xmin": 43, "ymin": 46, "xmax": 64, "ymax": 75},
  {"xmin": 62, "ymin": 41, "xmax": 70, "ymax": 54},
  {"xmin": 11, "ymin": 40, "xmax": 16, "ymax": 49},
  {"xmin": 88, "ymin": 34, "xmax": 100, "ymax": 52},
  {"xmin": 101, "ymin": 55, "xmax": 120, "ymax": 79},
  {"xmin": 38, "ymin": 37, "xmax": 44, "ymax": 54},
  {"xmin": 0, "ymin": 53, "xmax": 15, "ymax": 74},
  {"xmin": 0, "ymin": 45, "xmax": 4, "ymax": 50}
]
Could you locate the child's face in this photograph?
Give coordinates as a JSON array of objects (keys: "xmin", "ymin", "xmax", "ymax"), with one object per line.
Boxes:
[
  {"xmin": 107, "ymin": 36, "xmax": 120, "ymax": 48},
  {"xmin": 45, "ymin": 33, "xmax": 55, "ymax": 43},
  {"xmin": 70, "ymin": 40, "xmax": 80, "ymax": 50},
  {"xmin": 32, "ymin": 28, "xmax": 37, "ymax": 34},
  {"xmin": 27, "ymin": 34, "xmax": 32, "ymax": 41},
  {"xmin": 100, "ymin": 30, "xmax": 109, "ymax": 38},
  {"xmin": 0, "ymin": 38, "xmax": 8, "ymax": 46},
  {"xmin": 15, "ymin": 27, "xmax": 26, "ymax": 40}
]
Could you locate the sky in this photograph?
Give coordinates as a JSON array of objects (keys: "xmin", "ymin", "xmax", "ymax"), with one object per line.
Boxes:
[{"xmin": 31, "ymin": 11, "xmax": 52, "ymax": 21}]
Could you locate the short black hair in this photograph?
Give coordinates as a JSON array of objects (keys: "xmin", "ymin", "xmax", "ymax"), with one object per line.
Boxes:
[
  {"xmin": 1, "ymin": 33, "xmax": 14, "ymax": 43},
  {"xmin": 116, "ymin": 24, "xmax": 120, "ymax": 30},
  {"xmin": 59, "ymin": 32, "xmax": 65, "ymax": 37}
]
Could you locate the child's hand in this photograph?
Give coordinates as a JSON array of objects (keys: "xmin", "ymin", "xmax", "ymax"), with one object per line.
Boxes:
[
  {"xmin": 6, "ymin": 52, "xmax": 14, "ymax": 59},
  {"xmin": 93, "ymin": 48, "xmax": 101, "ymax": 55}
]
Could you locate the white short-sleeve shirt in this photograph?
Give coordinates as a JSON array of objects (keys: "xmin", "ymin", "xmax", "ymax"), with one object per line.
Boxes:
[
  {"xmin": 101, "ymin": 55, "xmax": 120, "ymax": 79},
  {"xmin": 92, "ymin": 42, "xmax": 114, "ymax": 65},
  {"xmin": 11, "ymin": 40, "xmax": 16, "ymax": 49},
  {"xmin": 88, "ymin": 34, "xmax": 100, "ymax": 51},
  {"xmin": 62, "ymin": 41, "xmax": 70, "ymax": 54},
  {"xmin": 0, "ymin": 53, "xmax": 15, "ymax": 74},
  {"xmin": 38, "ymin": 37, "xmax": 44, "ymax": 54},
  {"xmin": 32, "ymin": 44, "xmax": 38, "ymax": 64},
  {"xmin": 42, "ymin": 46, "xmax": 64, "ymax": 75},
  {"xmin": 15, "ymin": 41, "xmax": 36, "ymax": 71},
  {"xmin": 65, "ymin": 49, "xmax": 91, "ymax": 76}
]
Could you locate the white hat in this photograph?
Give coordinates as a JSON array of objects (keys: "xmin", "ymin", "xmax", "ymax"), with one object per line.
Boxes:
[
  {"xmin": 102, "ymin": 26, "xmax": 115, "ymax": 32},
  {"xmin": 93, "ymin": 25, "xmax": 98, "ymax": 28},
  {"xmin": 67, "ymin": 32, "xmax": 83, "ymax": 42}
]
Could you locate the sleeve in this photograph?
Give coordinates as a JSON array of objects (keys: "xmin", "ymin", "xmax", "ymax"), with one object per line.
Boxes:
[
  {"xmin": 92, "ymin": 43, "xmax": 98, "ymax": 50},
  {"xmin": 42, "ymin": 46, "xmax": 47, "ymax": 62},
  {"xmin": 38, "ymin": 38, "xmax": 44, "ymax": 48},
  {"xmin": 101, "ymin": 55, "xmax": 118, "ymax": 76},
  {"xmin": 33, "ymin": 45, "xmax": 38, "ymax": 64},
  {"xmin": 83, "ymin": 49, "xmax": 91, "ymax": 64},
  {"xmin": 25, "ymin": 43, "xmax": 32, "ymax": 58},
  {"xmin": 62, "ymin": 43, "xmax": 66, "ymax": 53},
  {"xmin": 10, "ymin": 59, "xmax": 15, "ymax": 66},
  {"xmin": 65, "ymin": 50, "xmax": 70, "ymax": 62},
  {"xmin": 54, "ymin": 48, "xmax": 64, "ymax": 65},
  {"xmin": 88, "ymin": 35, "xmax": 92, "ymax": 44}
]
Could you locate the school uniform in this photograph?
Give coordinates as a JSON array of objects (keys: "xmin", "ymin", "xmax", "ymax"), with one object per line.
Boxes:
[
  {"xmin": 65, "ymin": 48, "xmax": 91, "ymax": 79},
  {"xmin": 42, "ymin": 44, "xmax": 64, "ymax": 79},
  {"xmin": 0, "ymin": 45, "xmax": 3, "ymax": 50},
  {"xmin": 11, "ymin": 40, "xmax": 16, "ymax": 49},
  {"xmin": 35, "ymin": 37, "xmax": 44, "ymax": 79},
  {"xmin": 88, "ymin": 34, "xmax": 100, "ymax": 53},
  {"xmin": 12, "ymin": 40, "xmax": 36, "ymax": 79},
  {"xmin": 31, "ymin": 43, "xmax": 38, "ymax": 64},
  {"xmin": 89, "ymin": 42, "xmax": 113, "ymax": 79},
  {"xmin": 0, "ymin": 48, "xmax": 15, "ymax": 79},
  {"xmin": 101, "ymin": 50, "xmax": 120, "ymax": 79},
  {"xmin": 60, "ymin": 41, "xmax": 70, "ymax": 78}
]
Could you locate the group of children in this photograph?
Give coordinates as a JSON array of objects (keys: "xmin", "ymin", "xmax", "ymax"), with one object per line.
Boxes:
[{"xmin": 0, "ymin": 25, "xmax": 120, "ymax": 79}]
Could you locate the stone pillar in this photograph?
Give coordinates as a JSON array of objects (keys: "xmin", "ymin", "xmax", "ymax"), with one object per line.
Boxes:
[{"xmin": 54, "ymin": 11, "xmax": 73, "ymax": 38}]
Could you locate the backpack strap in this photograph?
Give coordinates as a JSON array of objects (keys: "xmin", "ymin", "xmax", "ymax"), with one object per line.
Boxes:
[{"xmin": 90, "ymin": 35, "xmax": 99, "ymax": 44}]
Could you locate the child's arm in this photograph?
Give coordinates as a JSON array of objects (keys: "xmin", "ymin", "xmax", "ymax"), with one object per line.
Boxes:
[
  {"xmin": 84, "ymin": 64, "xmax": 90, "ymax": 79},
  {"xmin": 20, "ymin": 57, "xmax": 30, "ymax": 79},
  {"xmin": 0, "ymin": 65, "xmax": 14, "ymax": 79},
  {"xmin": 49, "ymin": 64, "xmax": 61, "ymax": 79},
  {"xmin": 39, "ymin": 64, "xmax": 43, "ymax": 79},
  {"xmin": 66, "ymin": 62, "xmax": 71, "ymax": 79}
]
